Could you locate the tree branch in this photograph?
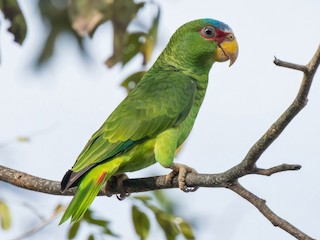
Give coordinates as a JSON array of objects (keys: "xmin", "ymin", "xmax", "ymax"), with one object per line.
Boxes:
[
  {"xmin": 238, "ymin": 44, "xmax": 320, "ymax": 173},
  {"xmin": 228, "ymin": 181, "xmax": 315, "ymax": 240},
  {"xmin": 1, "ymin": 44, "xmax": 319, "ymax": 240},
  {"xmin": 274, "ymin": 57, "xmax": 308, "ymax": 73},
  {"xmin": 253, "ymin": 163, "xmax": 301, "ymax": 176}
]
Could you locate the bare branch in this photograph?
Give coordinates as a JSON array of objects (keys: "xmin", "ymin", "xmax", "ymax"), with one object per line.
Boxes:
[
  {"xmin": 240, "ymin": 44, "xmax": 320, "ymax": 170},
  {"xmin": 10, "ymin": 205, "xmax": 65, "ymax": 240},
  {"xmin": 274, "ymin": 57, "xmax": 308, "ymax": 73},
  {"xmin": 253, "ymin": 164, "xmax": 301, "ymax": 176},
  {"xmin": 0, "ymin": 164, "xmax": 227, "ymax": 195},
  {"xmin": 228, "ymin": 182, "xmax": 315, "ymax": 240}
]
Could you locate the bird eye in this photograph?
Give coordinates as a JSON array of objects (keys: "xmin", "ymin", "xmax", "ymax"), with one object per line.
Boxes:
[{"xmin": 202, "ymin": 26, "xmax": 215, "ymax": 38}]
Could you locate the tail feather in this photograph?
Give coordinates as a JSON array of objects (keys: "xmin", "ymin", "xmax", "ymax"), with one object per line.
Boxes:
[{"xmin": 59, "ymin": 161, "xmax": 121, "ymax": 224}]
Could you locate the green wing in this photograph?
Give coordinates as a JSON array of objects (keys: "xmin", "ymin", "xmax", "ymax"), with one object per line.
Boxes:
[{"xmin": 72, "ymin": 71, "xmax": 196, "ymax": 172}]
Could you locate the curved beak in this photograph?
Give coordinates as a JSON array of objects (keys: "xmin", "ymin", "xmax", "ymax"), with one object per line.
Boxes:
[{"xmin": 215, "ymin": 34, "xmax": 239, "ymax": 66}]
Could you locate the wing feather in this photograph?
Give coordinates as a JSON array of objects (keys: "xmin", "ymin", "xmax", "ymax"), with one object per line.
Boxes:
[{"xmin": 72, "ymin": 72, "xmax": 196, "ymax": 172}]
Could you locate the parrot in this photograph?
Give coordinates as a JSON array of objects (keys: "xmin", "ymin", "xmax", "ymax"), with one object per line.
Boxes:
[{"xmin": 60, "ymin": 18, "xmax": 239, "ymax": 224}]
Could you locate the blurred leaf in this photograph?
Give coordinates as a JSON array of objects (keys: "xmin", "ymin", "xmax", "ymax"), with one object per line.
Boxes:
[
  {"xmin": 84, "ymin": 209, "xmax": 109, "ymax": 226},
  {"xmin": 68, "ymin": 0, "xmax": 111, "ymax": 37},
  {"xmin": 16, "ymin": 136, "xmax": 30, "ymax": 142},
  {"xmin": 121, "ymin": 71, "xmax": 146, "ymax": 93},
  {"xmin": 37, "ymin": 0, "xmax": 85, "ymax": 65},
  {"xmin": 121, "ymin": 32, "xmax": 144, "ymax": 66},
  {"xmin": 54, "ymin": 204, "xmax": 65, "ymax": 214},
  {"xmin": 153, "ymin": 190, "xmax": 175, "ymax": 214},
  {"xmin": 141, "ymin": 8, "xmax": 160, "ymax": 65},
  {"xmin": 0, "ymin": 0, "xmax": 27, "ymax": 44},
  {"xmin": 146, "ymin": 204, "xmax": 179, "ymax": 240},
  {"xmin": 133, "ymin": 195, "xmax": 152, "ymax": 203},
  {"xmin": 0, "ymin": 200, "xmax": 11, "ymax": 230},
  {"xmin": 105, "ymin": 0, "xmax": 144, "ymax": 67},
  {"xmin": 155, "ymin": 211, "xmax": 179, "ymax": 240},
  {"xmin": 178, "ymin": 219, "xmax": 195, "ymax": 240},
  {"xmin": 87, "ymin": 217, "xmax": 109, "ymax": 227},
  {"xmin": 145, "ymin": 202, "xmax": 195, "ymax": 240},
  {"xmin": 68, "ymin": 221, "xmax": 81, "ymax": 239},
  {"xmin": 87, "ymin": 234, "xmax": 95, "ymax": 240},
  {"xmin": 132, "ymin": 205, "xmax": 150, "ymax": 240},
  {"xmin": 103, "ymin": 227, "xmax": 119, "ymax": 237},
  {"xmin": 83, "ymin": 209, "xmax": 119, "ymax": 237}
]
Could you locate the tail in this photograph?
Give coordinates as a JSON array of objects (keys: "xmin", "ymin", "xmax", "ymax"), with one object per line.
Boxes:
[{"xmin": 59, "ymin": 161, "xmax": 120, "ymax": 225}]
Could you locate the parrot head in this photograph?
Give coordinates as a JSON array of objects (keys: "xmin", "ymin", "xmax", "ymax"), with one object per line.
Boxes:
[{"xmin": 163, "ymin": 18, "xmax": 239, "ymax": 72}]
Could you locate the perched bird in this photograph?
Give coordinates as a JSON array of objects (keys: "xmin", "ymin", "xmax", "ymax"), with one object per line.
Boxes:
[{"xmin": 60, "ymin": 18, "xmax": 238, "ymax": 224}]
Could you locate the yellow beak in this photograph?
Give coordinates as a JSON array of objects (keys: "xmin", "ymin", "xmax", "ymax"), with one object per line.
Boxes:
[{"xmin": 215, "ymin": 34, "xmax": 239, "ymax": 66}]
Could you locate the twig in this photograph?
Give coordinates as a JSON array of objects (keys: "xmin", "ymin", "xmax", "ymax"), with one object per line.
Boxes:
[
  {"xmin": 274, "ymin": 57, "xmax": 308, "ymax": 73},
  {"xmin": 228, "ymin": 181, "xmax": 315, "ymax": 240},
  {"xmin": 10, "ymin": 205, "xmax": 65, "ymax": 240},
  {"xmin": 239, "ymin": 44, "xmax": 320, "ymax": 171},
  {"xmin": 253, "ymin": 164, "xmax": 301, "ymax": 176}
]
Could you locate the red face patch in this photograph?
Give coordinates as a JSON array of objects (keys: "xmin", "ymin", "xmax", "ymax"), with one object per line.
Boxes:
[{"xmin": 199, "ymin": 27, "xmax": 228, "ymax": 43}]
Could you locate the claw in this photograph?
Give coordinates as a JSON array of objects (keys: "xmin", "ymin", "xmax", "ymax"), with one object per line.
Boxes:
[
  {"xmin": 116, "ymin": 192, "xmax": 131, "ymax": 200},
  {"xmin": 105, "ymin": 173, "xmax": 131, "ymax": 199},
  {"xmin": 165, "ymin": 163, "xmax": 198, "ymax": 192}
]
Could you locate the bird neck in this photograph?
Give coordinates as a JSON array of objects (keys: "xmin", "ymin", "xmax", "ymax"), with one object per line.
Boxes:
[{"xmin": 154, "ymin": 50, "xmax": 212, "ymax": 85}]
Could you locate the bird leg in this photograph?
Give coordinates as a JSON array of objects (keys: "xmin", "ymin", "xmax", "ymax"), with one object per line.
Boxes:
[
  {"xmin": 165, "ymin": 163, "xmax": 199, "ymax": 192},
  {"xmin": 105, "ymin": 173, "xmax": 131, "ymax": 200}
]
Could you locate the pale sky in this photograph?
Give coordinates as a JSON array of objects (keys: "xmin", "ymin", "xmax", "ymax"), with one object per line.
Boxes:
[{"xmin": 1, "ymin": 0, "xmax": 320, "ymax": 239}]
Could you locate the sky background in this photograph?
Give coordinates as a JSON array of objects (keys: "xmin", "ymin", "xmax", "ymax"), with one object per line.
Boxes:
[{"xmin": 1, "ymin": 0, "xmax": 320, "ymax": 239}]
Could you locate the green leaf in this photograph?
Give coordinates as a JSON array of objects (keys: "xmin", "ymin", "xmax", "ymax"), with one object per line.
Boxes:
[
  {"xmin": 132, "ymin": 205, "xmax": 150, "ymax": 240},
  {"xmin": 82, "ymin": 209, "xmax": 118, "ymax": 237},
  {"xmin": 178, "ymin": 219, "xmax": 195, "ymax": 240},
  {"xmin": 0, "ymin": 0, "xmax": 27, "ymax": 44},
  {"xmin": 133, "ymin": 195, "xmax": 152, "ymax": 203},
  {"xmin": 86, "ymin": 217, "xmax": 109, "ymax": 227},
  {"xmin": 87, "ymin": 234, "xmax": 95, "ymax": 240},
  {"xmin": 121, "ymin": 71, "xmax": 146, "ymax": 93},
  {"xmin": 141, "ymin": 7, "xmax": 160, "ymax": 65},
  {"xmin": 105, "ymin": 0, "xmax": 145, "ymax": 67},
  {"xmin": 68, "ymin": 221, "xmax": 81, "ymax": 239},
  {"xmin": 153, "ymin": 191, "xmax": 175, "ymax": 214},
  {"xmin": 83, "ymin": 209, "xmax": 109, "ymax": 227},
  {"xmin": 103, "ymin": 227, "xmax": 119, "ymax": 237},
  {"xmin": 155, "ymin": 211, "xmax": 179, "ymax": 240},
  {"xmin": 146, "ymin": 204, "xmax": 179, "ymax": 240},
  {"xmin": 0, "ymin": 200, "xmax": 11, "ymax": 230},
  {"xmin": 121, "ymin": 32, "xmax": 144, "ymax": 66}
]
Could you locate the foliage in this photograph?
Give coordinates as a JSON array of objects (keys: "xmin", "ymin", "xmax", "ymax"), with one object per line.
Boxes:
[
  {"xmin": 0, "ymin": 200, "xmax": 11, "ymax": 230},
  {"xmin": 0, "ymin": 0, "xmax": 159, "ymax": 88},
  {"xmin": 0, "ymin": 1, "xmax": 196, "ymax": 239},
  {"xmin": 64, "ymin": 193, "xmax": 195, "ymax": 240},
  {"xmin": 132, "ymin": 194, "xmax": 195, "ymax": 240},
  {"xmin": 0, "ymin": 0, "xmax": 27, "ymax": 63},
  {"xmin": 67, "ymin": 208, "xmax": 118, "ymax": 240},
  {"xmin": 0, "ymin": 0, "xmax": 27, "ymax": 45}
]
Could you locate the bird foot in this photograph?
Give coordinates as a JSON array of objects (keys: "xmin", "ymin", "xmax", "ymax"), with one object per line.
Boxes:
[
  {"xmin": 105, "ymin": 173, "xmax": 131, "ymax": 200},
  {"xmin": 165, "ymin": 163, "xmax": 198, "ymax": 192}
]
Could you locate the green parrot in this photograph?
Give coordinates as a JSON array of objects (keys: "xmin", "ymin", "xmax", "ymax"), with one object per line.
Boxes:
[{"xmin": 60, "ymin": 18, "xmax": 238, "ymax": 224}]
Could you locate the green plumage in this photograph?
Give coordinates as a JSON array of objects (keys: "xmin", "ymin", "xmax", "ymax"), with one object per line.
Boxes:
[{"xmin": 60, "ymin": 18, "xmax": 237, "ymax": 224}]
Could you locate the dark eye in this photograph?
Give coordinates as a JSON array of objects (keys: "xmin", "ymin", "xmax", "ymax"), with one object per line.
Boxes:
[{"xmin": 202, "ymin": 26, "xmax": 215, "ymax": 38}]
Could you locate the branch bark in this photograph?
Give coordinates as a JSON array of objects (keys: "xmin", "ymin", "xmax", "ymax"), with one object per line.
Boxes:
[{"xmin": 1, "ymin": 44, "xmax": 319, "ymax": 240}]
